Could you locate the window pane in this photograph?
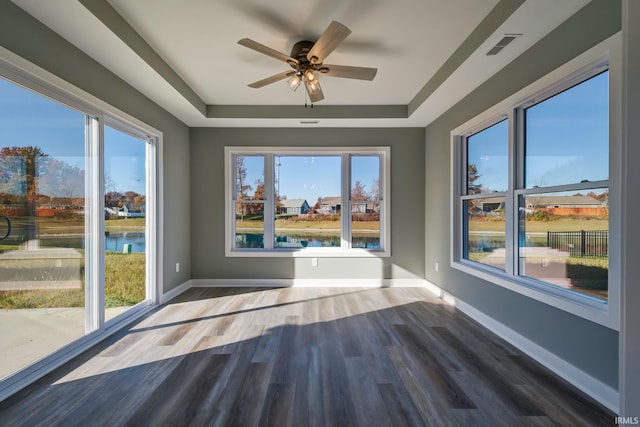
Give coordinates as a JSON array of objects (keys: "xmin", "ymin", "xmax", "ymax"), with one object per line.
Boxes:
[
  {"xmin": 235, "ymin": 155, "xmax": 264, "ymax": 200},
  {"xmin": 352, "ymin": 156, "xmax": 380, "ymax": 200},
  {"xmin": 525, "ymin": 71, "xmax": 608, "ymax": 188},
  {"xmin": 0, "ymin": 77, "xmax": 86, "ymax": 379},
  {"xmin": 274, "ymin": 155, "xmax": 341, "ymax": 248},
  {"xmin": 464, "ymin": 197, "xmax": 506, "ymax": 270},
  {"xmin": 351, "ymin": 155, "xmax": 381, "ymax": 248},
  {"xmin": 235, "ymin": 202, "xmax": 264, "ymax": 248},
  {"xmin": 104, "ymin": 126, "xmax": 147, "ymax": 321},
  {"xmin": 467, "ymin": 119, "xmax": 508, "ymax": 194},
  {"xmin": 518, "ymin": 189, "xmax": 608, "ymax": 300},
  {"xmin": 352, "ymin": 202, "xmax": 380, "ymax": 249}
]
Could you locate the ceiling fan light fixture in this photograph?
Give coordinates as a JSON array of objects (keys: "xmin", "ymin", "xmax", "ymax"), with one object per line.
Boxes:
[
  {"xmin": 304, "ymin": 75, "xmax": 323, "ymax": 102},
  {"xmin": 304, "ymin": 69, "xmax": 316, "ymax": 82},
  {"xmin": 304, "ymin": 74, "xmax": 320, "ymax": 93},
  {"xmin": 287, "ymin": 73, "xmax": 302, "ymax": 91}
]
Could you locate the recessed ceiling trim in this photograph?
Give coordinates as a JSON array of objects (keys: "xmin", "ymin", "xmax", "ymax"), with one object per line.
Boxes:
[
  {"xmin": 207, "ymin": 105, "xmax": 408, "ymax": 119},
  {"xmin": 79, "ymin": 0, "xmax": 518, "ymax": 121},
  {"xmin": 79, "ymin": 0, "xmax": 207, "ymax": 116},
  {"xmin": 42, "ymin": 0, "xmax": 585, "ymax": 126},
  {"xmin": 407, "ymin": 0, "xmax": 525, "ymax": 116}
]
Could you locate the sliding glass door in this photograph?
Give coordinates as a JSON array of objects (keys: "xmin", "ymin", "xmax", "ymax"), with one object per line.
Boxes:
[
  {"xmin": 0, "ymin": 78, "xmax": 87, "ymax": 379},
  {"xmin": 0, "ymin": 74, "xmax": 155, "ymax": 381},
  {"xmin": 104, "ymin": 126, "xmax": 147, "ymax": 321}
]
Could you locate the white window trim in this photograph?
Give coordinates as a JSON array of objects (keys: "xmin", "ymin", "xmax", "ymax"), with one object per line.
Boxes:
[
  {"xmin": 450, "ymin": 33, "xmax": 621, "ymax": 330},
  {"xmin": 0, "ymin": 47, "xmax": 163, "ymax": 400},
  {"xmin": 225, "ymin": 146, "xmax": 391, "ymax": 257}
]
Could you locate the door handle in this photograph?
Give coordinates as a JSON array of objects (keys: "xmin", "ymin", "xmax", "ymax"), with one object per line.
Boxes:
[{"xmin": 0, "ymin": 216, "xmax": 11, "ymax": 240}]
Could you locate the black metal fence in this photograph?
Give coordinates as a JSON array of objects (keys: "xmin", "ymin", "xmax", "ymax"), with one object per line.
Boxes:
[{"xmin": 547, "ymin": 230, "xmax": 608, "ymax": 258}]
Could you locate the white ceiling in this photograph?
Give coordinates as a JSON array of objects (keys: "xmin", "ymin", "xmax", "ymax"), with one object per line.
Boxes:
[{"xmin": 12, "ymin": 0, "xmax": 590, "ymax": 127}]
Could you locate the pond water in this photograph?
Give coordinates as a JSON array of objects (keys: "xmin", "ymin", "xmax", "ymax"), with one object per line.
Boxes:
[
  {"xmin": 38, "ymin": 232, "xmax": 146, "ymax": 253},
  {"xmin": 236, "ymin": 232, "xmax": 381, "ymax": 249}
]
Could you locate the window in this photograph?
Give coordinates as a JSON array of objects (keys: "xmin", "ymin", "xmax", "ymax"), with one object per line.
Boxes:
[
  {"xmin": 225, "ymin": 147, "xmax": 389, "ymax": 256},
  {"xmin": 452, "ymin": 59, "xmax": 613, "ymax": 323},
  {"xmin": 463, "ymin": 119, "xmax": 508, "ymax": 270},
  {"xmin": 518, "ymin": 71, "xmax": 608, "ymax": 300}
]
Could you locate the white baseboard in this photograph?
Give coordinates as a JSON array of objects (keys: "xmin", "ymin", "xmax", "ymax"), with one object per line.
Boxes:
[
  {"xmin": 421, "ymin": 279, "xmax": 619, "ymax": 414},
  {"xmin": 160, "ymin": 279, "xmax": 192, "ymax": 303},
  {"xmin": 190, "ymin": 278, "xmax": 429, "ymax": 288}
]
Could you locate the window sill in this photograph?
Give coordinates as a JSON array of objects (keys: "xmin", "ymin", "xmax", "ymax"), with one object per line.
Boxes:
[
  {"xmin": 226, "ymin": 248, "xmax": 391, "ymax": 258},
  {"xmin": 451, "ymin": 259, "xmax": 616, "ymax": 330}
]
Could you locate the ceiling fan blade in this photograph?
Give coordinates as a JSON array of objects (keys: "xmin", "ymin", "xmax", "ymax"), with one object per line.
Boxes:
[
  {"xmin": 307, "ymin": 21, "xmax": 352, "ymax": 64},
  {"xmin": 322, "ymin": 64, "xmax": 377, "ymax": 80},
  {"xmin": 238, "ymin": 38, "xmax": 299, "ymax": 66},
  {"xmin": 248, "ymin": 71, "xmax": 295, "ymax": 88}
]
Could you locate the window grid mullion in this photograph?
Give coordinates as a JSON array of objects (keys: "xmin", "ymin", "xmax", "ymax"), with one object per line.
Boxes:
[
  {"xmin": 461, "ymin": 192, "xmax": 508, "ymax": 201},
  {"xmin": 342, "ymin": 153, "xmax": 351, "ymax": 250},
  {"xmin": 264, "ymin": 154, "xmax": 274, "ymax": 249},
  {"xmin": 505, "ymin": 108, "xmax": 517, "ymax": 275}
]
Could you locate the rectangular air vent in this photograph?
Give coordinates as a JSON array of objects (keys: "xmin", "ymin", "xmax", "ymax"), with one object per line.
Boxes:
[{"xmin": 487, "ymin": 34, "xmax": 521, "ymax": 56}]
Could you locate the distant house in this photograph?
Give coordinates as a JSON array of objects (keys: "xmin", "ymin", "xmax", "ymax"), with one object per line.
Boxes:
[
  {"xmin": 476, "ymin": 195, "xmax": 605, "ymax": 215},
  {"xmin": 278, "ymin": 199, "xmax": 310, "ymax": 215},
  {"xmin": 351, "ymin": 201, "xmax": 367, "ymax": 214},
  {"xmin": 317, "ymin": 196, "xmax": 341, "ymax": 214},
  {"xmin": 528, "ymin": 195, "xmax": 607, "ymax": 216},
  {"xmin": 526, "ymin": 195, "xmax": 603, "ymax": 209},
  {"xmin": 350, "ymin": 199, "xmax": 381, "ymax": 214},
  {"xmin": 106, "ymin": 204, "xmax": 145, "ymax": 218},
  {"xmin": 475, "ymin": 197, "xmax": 505, "ymax": 212}
]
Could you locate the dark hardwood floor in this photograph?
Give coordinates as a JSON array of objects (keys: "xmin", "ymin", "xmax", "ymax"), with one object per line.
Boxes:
[{"xmin": 0, "ymin": 287, "xmax": 614, "ymax": 426}]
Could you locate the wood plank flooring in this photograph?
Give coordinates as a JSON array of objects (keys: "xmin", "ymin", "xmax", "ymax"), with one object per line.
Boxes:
[{"xmin": 0, "ymin": 287, "xmax": 614, "ymax": 426}]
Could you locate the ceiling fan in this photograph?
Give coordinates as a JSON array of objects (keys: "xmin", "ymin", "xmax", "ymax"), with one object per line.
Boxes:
[{"xmin": 238, "ymin": 21, "xmax": 377, "ymax": 103}]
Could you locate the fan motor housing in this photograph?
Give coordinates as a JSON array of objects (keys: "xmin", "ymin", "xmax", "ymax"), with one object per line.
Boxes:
[{"xmin": 289, "ymin": 41, "xmax": 315, "ymax": 70}]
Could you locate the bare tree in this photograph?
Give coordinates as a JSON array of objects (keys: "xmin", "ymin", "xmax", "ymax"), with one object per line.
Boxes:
[{"xmin": 351, "ymin": 180, "xmax": 367, "ymax": 201}]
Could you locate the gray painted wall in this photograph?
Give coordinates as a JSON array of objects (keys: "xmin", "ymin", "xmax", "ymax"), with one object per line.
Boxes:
[
  {"xmin": 0, "ymin": 0, "xmax": 191, "ymax": 293},
  {"xmin": 190, "ymin": 127, "xmax": 425, "ymax": 281},
  {"xmin": 424, "ymin": 0, "xmax": 621, "ymax": 388}
]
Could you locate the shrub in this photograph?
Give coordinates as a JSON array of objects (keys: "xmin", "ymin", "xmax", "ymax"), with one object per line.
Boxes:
[{"xmin": 526, "ymin": 210, "xmax": 559, "ymax": 221}]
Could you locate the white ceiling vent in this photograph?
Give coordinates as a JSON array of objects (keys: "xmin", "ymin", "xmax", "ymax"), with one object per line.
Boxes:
[{"xmin": 487, "ymin": 34, "xmax": 521, "ymax": 56}]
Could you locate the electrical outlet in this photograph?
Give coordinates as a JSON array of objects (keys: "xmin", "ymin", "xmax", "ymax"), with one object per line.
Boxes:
[
  {"xmin": 435, "ymin": 262, "xmax": 439, "ymax": 272},
  {"xmin": 176, "ymin": 262, "xmax": 180, "ymax": 273},
  {"xmin": 311, "ymin": 258, "xmax": 318, "ymax": 267}
]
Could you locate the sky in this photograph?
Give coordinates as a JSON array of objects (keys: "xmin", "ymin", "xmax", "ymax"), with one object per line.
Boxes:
[
  {"xmin": 467, "ymin": 71, "xmax": 609, "ymax": 192},
  {"xmin": 2, "ymin": 67, "xmax": 607, "ymax": 201},
  {"xmin": 241, "ymin": 154, "xmax": 380, "ymax": 203},
  {"xmin": 104, "ymin": 126, "xmax": 146, "ymax": 195},
  {"xmin": 0, "ymin": 77, "xmax": 146, "ymax": 196}
]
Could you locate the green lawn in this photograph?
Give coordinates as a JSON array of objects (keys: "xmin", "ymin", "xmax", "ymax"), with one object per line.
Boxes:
[
  {"xmin": 0, "ymin": 251, "xmax": 145, "ymax": 309},
  {"xmin": 105, "ymin": 217, "xmax": 145, "ymax": 230},
  {"xmin": 2, "ymin": 216, "xmax": 145, "ymax": 235}
]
